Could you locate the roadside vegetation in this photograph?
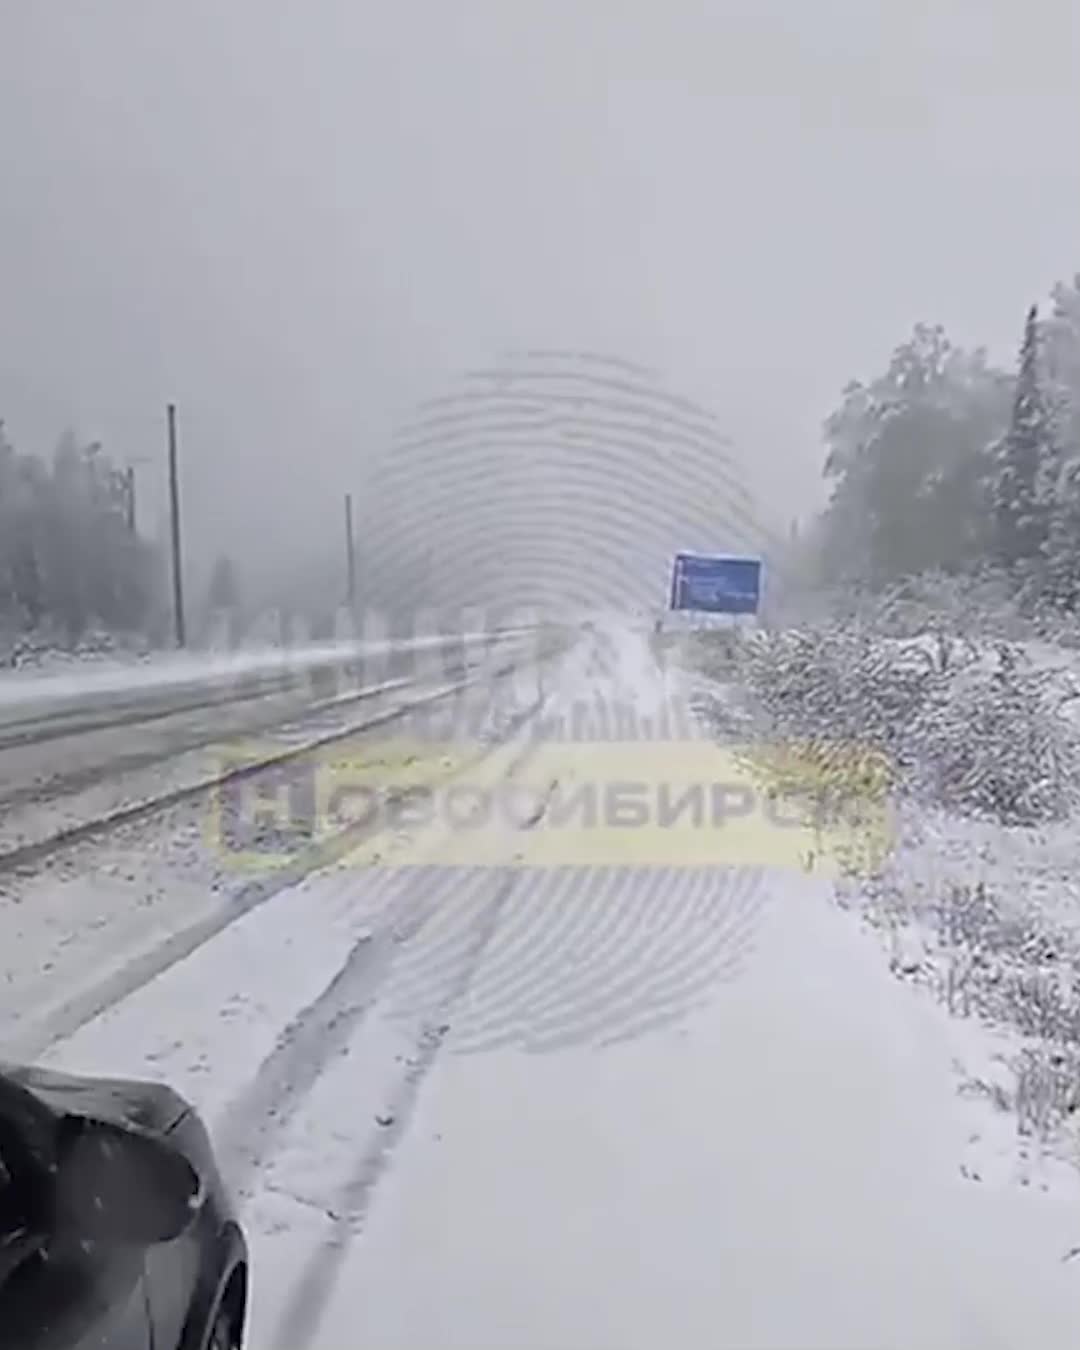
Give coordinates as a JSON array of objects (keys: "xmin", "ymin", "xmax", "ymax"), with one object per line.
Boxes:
[
  {"xmin": 0, "ymin": 427, "xmax": 165, "ymax": 662},
  {"xmin": 686, "ymin": 585, "xmax": 1080, "ymax": 1174},
  {"xmin": 685, "ymin": 274, "xmax": 1080, "ymax": 1173}
]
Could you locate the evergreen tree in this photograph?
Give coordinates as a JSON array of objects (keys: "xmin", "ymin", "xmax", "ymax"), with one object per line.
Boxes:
[
  {"xmin": 1042, "ymin": 461, "xmax": 1080, "ymax": 610},
  {"xmin": 1042, "ymin": 275, "xmax": 1080, "ymax": 462},
  {"xmin": 990, "ymin": 305, "xmax": 1058, "ymax": 574}
]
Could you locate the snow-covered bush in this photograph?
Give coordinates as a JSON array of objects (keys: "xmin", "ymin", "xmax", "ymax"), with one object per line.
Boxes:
[
  {"xmin": 680, "ymin": 628, "xmax": 741, "ymax": 682},
  {"xmin": 0, "ymin": 622, "xmax": 155, "ymax": 672},
  {"xmin": 788, "ymin": 569, "xmax": 1080, "ymax": 646},
  {"xmin": 911, "ymin": 646, "xmax": 1080, "ymax": 824},
  {"xmin": 918, "ymin": 882, "xmax": 1080, "ymax": 1140},
  {"xmin": 739, "ymin": 626, "xmax": 937, "ymax": 748},
  {"xmin": 712, "ymin": 623, "xmax": 1080, "ymax": 827},
  {"xmin": 850, "ymin": 873, "xmax": 1080, "ymax": 1143}
]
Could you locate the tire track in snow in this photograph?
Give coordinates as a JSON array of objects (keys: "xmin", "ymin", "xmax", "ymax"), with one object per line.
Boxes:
[
  {"xmin": 362, "ymin": 630, "xmax": 769, "ymax": 1056},
  {"xmin": 247, "ymin": 697, "xmax": 564, "ymax": 1347},
  {"xmin": 269, "ymin": 867, "xmax": 521, "ymax": 1350},
  {"xmin": 205, "ymin": 677, "xmax": 562, "ymax": 1195},
  {"xmin": 375, "ymin": 863, "xmax": 764, "ymax": 1055},
  {"xmin": 256, "ymin": 631, "xmax": 768, "ymax": 1342},
  {"xmin": 266, "ymin": 734, "xmax": 763, "ymax": 1344},
  {"xmin": 214, "ymin": 927, "xmax": 386, "ymax": 1196}
]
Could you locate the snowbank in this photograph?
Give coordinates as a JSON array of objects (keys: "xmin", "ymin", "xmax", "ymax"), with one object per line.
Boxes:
[{"xmin": 0, "ymin": 629, "xmax": 538, "ymax": 735}]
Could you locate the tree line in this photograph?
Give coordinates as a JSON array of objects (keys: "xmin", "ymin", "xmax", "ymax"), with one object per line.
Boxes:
[
  {"xmin": 0, "ymin": 427, "xmax": 165, "ymax": 648},
  {"xmin": 0, "ymin": 420, "xmax": 268, "ymax": 656},
  {"xmin": 810, "ymin": 273, "xmax": 1080, "ymax": 609}
]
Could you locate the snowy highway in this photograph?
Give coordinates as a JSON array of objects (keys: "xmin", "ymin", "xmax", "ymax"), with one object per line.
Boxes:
[
  {"xmin": 6, "ymin": 5, "xmax": 1080, "ymax": 1347},
  {"xmin": 4, "ymin": 623, "xmax": 1080, "ymax": 1348}
]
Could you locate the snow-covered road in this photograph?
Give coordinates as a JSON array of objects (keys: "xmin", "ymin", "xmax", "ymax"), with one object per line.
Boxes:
[{"xmin": 18, "ymin": 624, "xmax": 1080, "ymax": 1348}]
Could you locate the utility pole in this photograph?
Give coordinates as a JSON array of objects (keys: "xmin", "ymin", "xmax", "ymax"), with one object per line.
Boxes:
[
  {"xmin": 167, "ymin": 403, "xmax": 186, "ymax": 648},
  {"xmin": 344, "ymin": 492, "xmax": 357, "ymax": 609}
]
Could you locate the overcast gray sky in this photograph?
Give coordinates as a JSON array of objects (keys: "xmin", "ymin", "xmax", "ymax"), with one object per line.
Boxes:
[{"xmin": 2, "ymin": 2, "xmax": 1078, "ymax": 597}]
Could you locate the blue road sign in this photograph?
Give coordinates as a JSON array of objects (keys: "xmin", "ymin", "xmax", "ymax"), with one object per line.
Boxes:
[{"xmin": 669, "ymin": 552, "xmax": 762, "ymax": 615}]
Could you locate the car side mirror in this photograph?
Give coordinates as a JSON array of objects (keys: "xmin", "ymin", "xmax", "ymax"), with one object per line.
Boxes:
[{"xmin": 53, "ymin": 1116, "xmax": 203, "ymax": 1246}]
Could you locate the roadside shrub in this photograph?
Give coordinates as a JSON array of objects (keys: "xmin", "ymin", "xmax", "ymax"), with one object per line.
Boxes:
[
  {"xmin": 679, "ymin": 628, "xmax": 742, "ymax": 682},
  {"xmin": 727, "ymin": 625, "xmax": 1080, "ymax": 827},
  {"xmin": 910, "ymin": 647, "xmax": 1080, "ymax": 825},
  {"xmin": 788, "ymin": 570, "xmax": 1080, "ymax": 646},
  {"xmin": 920, "ymin": 883, "xmax": 1080, "ymax": 1141},
  {"xmin": 740, "ymin": 626, "xmax": 939, "ymax": 747}
]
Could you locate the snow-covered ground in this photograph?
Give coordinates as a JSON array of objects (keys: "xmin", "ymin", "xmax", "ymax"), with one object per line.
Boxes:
[
  {"xmin": 0, "ymin": 629, "xmax": 525, "ymax": 723},
  {"xmin": 0, "ymin": 638, "xmax": 531, "ymax": 1054},
  {"xmin": 7, "ymin": 622, "xmax": 1080, "ymax": 1347},
  {"xmin": 0, "ymin": 675, "xmax": 421, "ymax": 855}
]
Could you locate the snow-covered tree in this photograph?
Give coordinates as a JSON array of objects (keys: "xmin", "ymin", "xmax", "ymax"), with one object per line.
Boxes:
[
  {"xmin": 819, "ymin": 325, "xmax": 1011, "ymax": 587},
  {"xmin": 1042, "ymin": 275, "xmax": 1080, "ymax": 463},
  {"xmin": 1042, "ymin": 461, "xmax": 1080, "ymax": 610},
  {"xmin": 808, "ymin": 273, "xmax": 1080, "ymax": 613},
  {"xmin": 0, "ymin": 423, "xmax": 160, "ymax": 646},
  {"xmin": 989, "ymin": 305, "xmax": 1059, "ymax": 577}
]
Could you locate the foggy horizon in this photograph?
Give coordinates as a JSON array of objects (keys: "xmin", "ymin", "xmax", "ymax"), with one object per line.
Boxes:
[{"xmin": 3, "ymin": 2, "xmax": 1078, "ymax": 606}]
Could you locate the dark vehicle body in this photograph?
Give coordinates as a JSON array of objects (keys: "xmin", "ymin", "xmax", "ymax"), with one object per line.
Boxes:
[{"xmin": 0, "ymin": 1061, "xmax": 248, "ymax": 1350}]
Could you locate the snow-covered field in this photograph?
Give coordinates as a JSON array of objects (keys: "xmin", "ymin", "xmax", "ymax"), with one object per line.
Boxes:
[{"xmin": 5, "ymin": 621, "xmax": 1080, "ymax": 1347}]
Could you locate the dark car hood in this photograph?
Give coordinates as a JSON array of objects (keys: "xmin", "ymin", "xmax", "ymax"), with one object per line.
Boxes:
[{"xmin": 0, "ymin": 1061, "xmax": 192, "ymax": 1136}]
